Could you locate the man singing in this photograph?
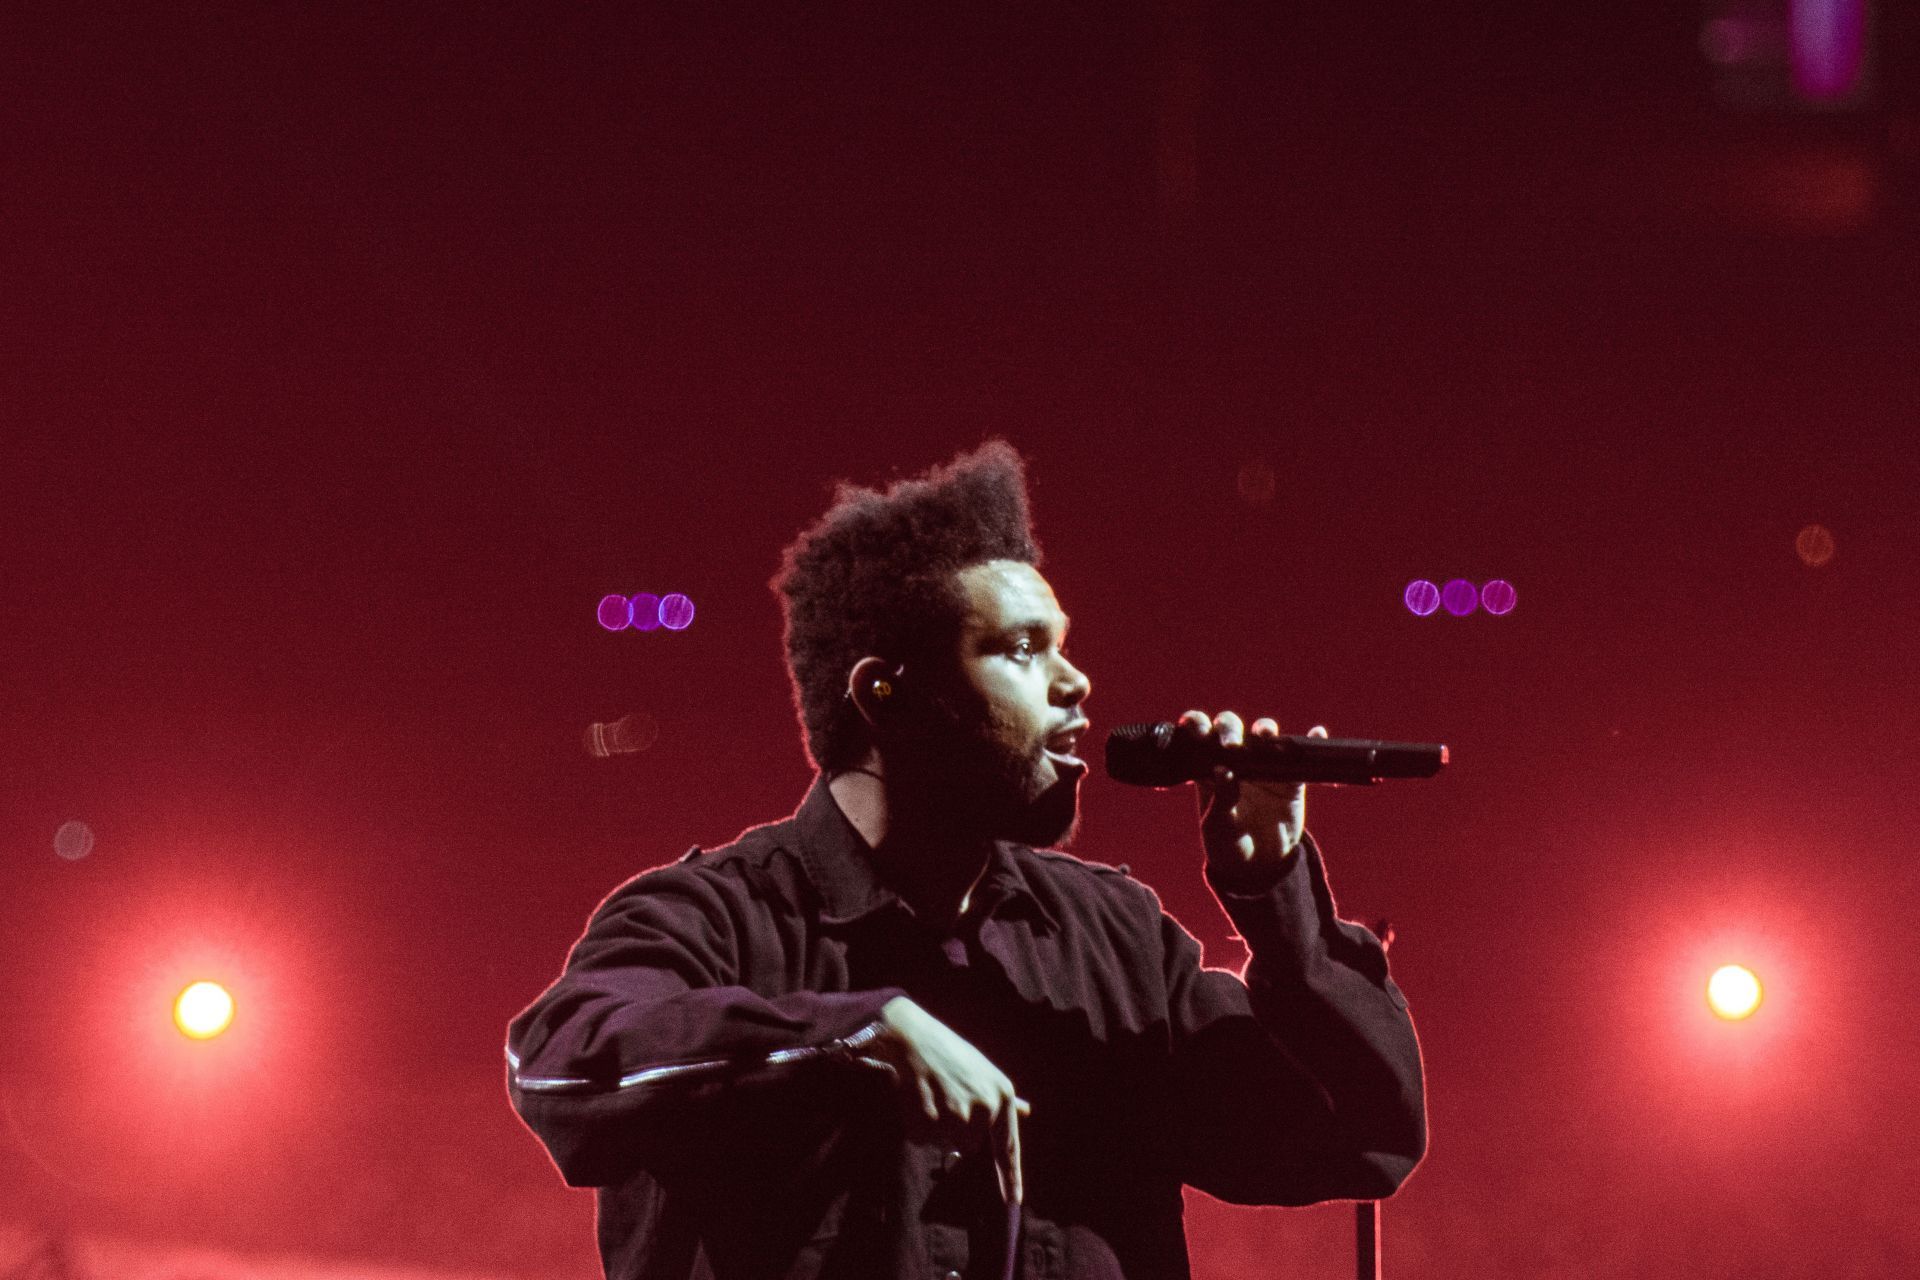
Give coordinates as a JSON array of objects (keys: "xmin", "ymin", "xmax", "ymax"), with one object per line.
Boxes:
[{"xmin": 506, "ymin": 442, "xmax": 1425, "ymax": 1279}]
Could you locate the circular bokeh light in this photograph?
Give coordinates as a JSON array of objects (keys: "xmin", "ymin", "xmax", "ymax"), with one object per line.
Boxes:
[
  {"xmin": 608, "ymin": 712, "xmax": 661, "ymax": 753},
  {"xmin": 1404, "ymin": 580, "xmax": 1440, "ymax": 617},
  {"xmin": 174, "ymin": 981, "xmax": 236, "ymax": 1039},
  {"xmin": 596, "ymin": 594, "xmax": 631, "ymax": 631},
  {"xmin": 629, "ymin": 592, "xmax": 663, "ymax": 633},
  {"xmin": 658, "ymin": 593, "xmax": 696, "ymax": 632},
  {"xmin": 54, "ymin": 820, "xmax": 95, "ymax": 861},
  {"xmin": 584, "ymin": 712, "xmax": 662, "ymax": 758},
  {"xmin": 1480, "ymin": 579, "xmax": 1517, "ymax": 616},
  {"xmin": 1440, "ymin": 579, "xmax": 1479, "ymax": 617},
  {"xmin": 1795, "ymin": 524, "xmax": 1835, "ymax": 568},
  {"xmin": 1236, "ymin": 460, "xmax": 1276, "ymax": 506},
  {"xmin": 1707, "ymin": 964, "xmax": 1763, "ymax": 1020}
]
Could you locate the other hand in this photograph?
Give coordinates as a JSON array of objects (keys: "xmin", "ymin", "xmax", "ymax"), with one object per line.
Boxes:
[
  {"xmin": 1178, "ymin": 710, "xmax": 1326, "ymax": 886},
  {"xmin": 870, "ymin": 995, "xmax": 1029, "ymax": 1203}
]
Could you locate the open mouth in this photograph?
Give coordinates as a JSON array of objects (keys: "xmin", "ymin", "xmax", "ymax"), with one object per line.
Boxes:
[{"xmin": 1043, "ymin": 721, "xmax": 1090, "ymax": 769}]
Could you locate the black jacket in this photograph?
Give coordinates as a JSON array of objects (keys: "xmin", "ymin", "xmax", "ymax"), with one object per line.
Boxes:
[{"xmin": 507, "ymin": 780, "xmax": 1425, "ymax": 1279}]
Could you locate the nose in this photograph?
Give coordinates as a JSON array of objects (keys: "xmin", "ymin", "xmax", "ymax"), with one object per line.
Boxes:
[{"xmin": 1053, "ymin": 653, "xmax": 1091, "ymax": 709}]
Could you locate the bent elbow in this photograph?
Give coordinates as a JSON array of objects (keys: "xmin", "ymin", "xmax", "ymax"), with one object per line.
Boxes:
[
  {"xmin": 1352, "ymin": 1151, "xmax": 1418, "ymax": 1199},
  {"xmin": 1345, "ymin": 1126, "xmax": 1427, "ymax": 1200},
  {"xmin": 508, "ymin": 1082, "xmax": 641, "ymax": 1188}
]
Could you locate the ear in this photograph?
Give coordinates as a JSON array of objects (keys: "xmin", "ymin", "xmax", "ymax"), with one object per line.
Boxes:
[{"xmin": 846, "ymin": 656, "xmax": 903, "ymax": 730}]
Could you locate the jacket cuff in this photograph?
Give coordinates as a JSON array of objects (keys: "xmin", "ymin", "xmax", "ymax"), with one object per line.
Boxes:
[{"xmin": 1204, "ymin": 833, "xmax": 1391, "ymax": 986}]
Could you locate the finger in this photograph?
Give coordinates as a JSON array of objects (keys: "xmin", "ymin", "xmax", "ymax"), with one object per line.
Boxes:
[
  {"xmin": 1250, "ymin": 717, "xmax": 1280, "ymax": 738},
  {"xmin": 1009, "ymin": 1096, "xmax": 1023, "ymax": 1204},
  {"xmin": 1198, "ymin": 763, "xmax": 1242, "ymax": 835},
  {"xmin": 1184, "ymin": 712, "xmax": 1220, "ymax": 805},
  {"xmin": 956, "ymin": 1093, "xmax": 997, "ymax": 1167},
  {"xmin": 994, "ymin": 1097, "xmax": 1025, "ymax": 1205},
  {"xmin": 1215, "ymin": 710, "xmax": 1245, "ymax": 748},
  {"xmin": 852, "ymin": 1046, "xmax": 901, "ymax": 1082},
  {"xmin": 918, "ymin": 1078, "xmax": 941, "ymax": 1125}
]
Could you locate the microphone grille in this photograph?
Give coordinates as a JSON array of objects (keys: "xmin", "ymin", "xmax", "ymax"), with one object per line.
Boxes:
[{"xmin": 1103, "ymin": 721, "xmax": 1185, "ymax": 787}]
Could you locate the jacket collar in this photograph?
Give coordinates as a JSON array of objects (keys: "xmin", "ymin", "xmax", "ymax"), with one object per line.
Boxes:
[{"xmin": 790, "ymin": 776, "xmax": 1059, "ymax": 933}]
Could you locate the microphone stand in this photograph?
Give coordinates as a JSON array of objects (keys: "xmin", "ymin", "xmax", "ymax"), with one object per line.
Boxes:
[
  {"xmin": 1354, "ymin": 919, "xmax": 1395, "ymax": 1280},
  {"xmin": 1355, "ymin": 1201, "xmax": 1380, "ymax": 1280}
]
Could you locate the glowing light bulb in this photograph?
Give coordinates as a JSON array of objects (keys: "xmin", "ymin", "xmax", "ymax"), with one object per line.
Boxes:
[
  {"xmin": 1707, "ymin": 964, "xmax": 1762, "ymax": 1020},
  {"xmin": 174, "ymin": 980, "xmax": 236, "ymax": 1039}
]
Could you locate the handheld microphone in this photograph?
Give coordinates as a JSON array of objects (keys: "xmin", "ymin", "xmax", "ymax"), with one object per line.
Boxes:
[{"xmin": 1104, "ymin": 722, "xmax": 1448, "ymax": 787}]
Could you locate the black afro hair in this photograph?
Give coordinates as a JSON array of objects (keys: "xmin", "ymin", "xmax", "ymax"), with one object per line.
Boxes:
[{"xmin": 772, "ymin": 440, "xmax": 1042, "ymax": 772}]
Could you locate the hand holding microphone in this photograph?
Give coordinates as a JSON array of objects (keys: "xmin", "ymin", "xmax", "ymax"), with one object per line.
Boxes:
[
  {"xmin": 1113, "ymin": 711, "xmax": 1448, "ymax": 889},
  {"xmin": 1174, "ymin": 711, "xmax": 1319, "ymax": 887}
]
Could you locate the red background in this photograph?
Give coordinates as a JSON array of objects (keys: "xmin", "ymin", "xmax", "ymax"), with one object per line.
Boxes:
[{"xmin": 5, "ymin": 3, "xmax": 1918, "ymax": 1275}]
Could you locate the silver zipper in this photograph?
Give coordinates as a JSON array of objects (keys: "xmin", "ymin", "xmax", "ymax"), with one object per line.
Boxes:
[{"xmin": 508, "ymin": 1018, "xmax": 888, "ymax": 1095}]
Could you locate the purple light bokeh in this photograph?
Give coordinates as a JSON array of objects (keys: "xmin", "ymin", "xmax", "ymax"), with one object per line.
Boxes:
[
  {"xmin": 1790, "ymin": 0, "xmax": 1866, "ymax": 103},
  {"xmin": 1441, "ymin": 578, "xmax": 1479, "ymax": 616},
  {"xmin": 1404, "ymin": 579, "xmax": 1441, "ymax": 617},
  {"xmin": 1481, "ymin": 579, "xmax": 1517, "ymax": 616},
  {"xmin": 658, "ymin": 593, "xmax": 696, "ymax": 631},
  {"xmin": 629, "ymin": 592, "xmax": 663, "ymax": 632},
  {"xmin": 596, "ymin": 593, "xmax": 631, "ymax": 631}
]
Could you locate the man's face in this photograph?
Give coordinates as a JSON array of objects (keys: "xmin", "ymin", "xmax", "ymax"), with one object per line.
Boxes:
[{"xmin": 899, "ymin": 559, "xmax": 1092, "ymax": 847}]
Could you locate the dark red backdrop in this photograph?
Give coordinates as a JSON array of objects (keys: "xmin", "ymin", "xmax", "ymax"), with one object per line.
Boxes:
[{"xmin": 5, "ymin": 3, "xmax": 1917, "ymax": 1276}]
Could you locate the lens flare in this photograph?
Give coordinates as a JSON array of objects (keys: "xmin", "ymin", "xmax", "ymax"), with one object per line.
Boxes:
[
  {"xmin": 174, "ymin": 980, "xmax": 236, "ymax": 1039},
  {"xmin": 1707, "ymin": 964, "xmax": 1763, "ymax": 1020},
  {"xmin": 1404, "ymin": 580, "xmax": 1440, "ymax": 616}
]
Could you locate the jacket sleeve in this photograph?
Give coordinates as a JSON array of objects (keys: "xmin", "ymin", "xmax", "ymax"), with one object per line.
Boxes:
[
  {"xmin": 505, "ymin": 859, "xmax": 904, "ymax": 1187},
  {"xmin": 1162, "ymin": 832, "xmax": 1426, "ymax": 1204}
]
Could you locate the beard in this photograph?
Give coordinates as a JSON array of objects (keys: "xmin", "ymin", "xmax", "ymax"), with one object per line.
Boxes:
[{"xmin": 887, "ymin": 691, "xmax": 1082, "ymax": 849}]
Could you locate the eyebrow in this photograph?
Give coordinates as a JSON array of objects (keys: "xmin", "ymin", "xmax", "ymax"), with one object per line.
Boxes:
[{"xmin": 981, "ymin": 614, "xmax": 1069, "ymax": 640}]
